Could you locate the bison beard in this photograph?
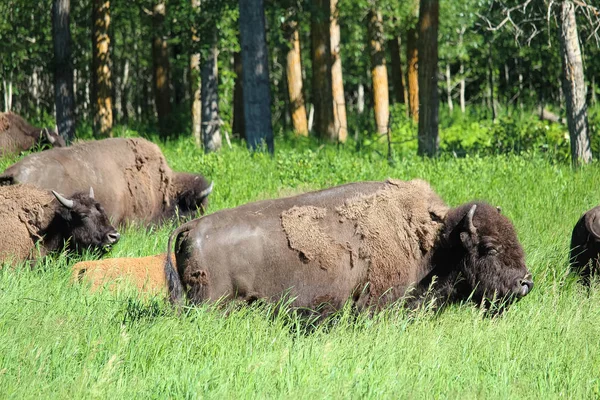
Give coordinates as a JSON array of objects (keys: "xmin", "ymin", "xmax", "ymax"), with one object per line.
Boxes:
[
  {"xmin": 570, "ymin": 206, "xmax": 600, "ymax": 284},
  {"xmin": 165, "ymin": 179, "xmax": 533, "ymax": 314}
]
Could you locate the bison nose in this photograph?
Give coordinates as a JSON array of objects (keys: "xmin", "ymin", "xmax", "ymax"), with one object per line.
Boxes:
[
  {"xmin": 107, "ymin": 231, "xmax": 120, "ymax": 244},
  {"xmin": 518, "ymin": 274, "xmax": 534, "ymax": 297}
]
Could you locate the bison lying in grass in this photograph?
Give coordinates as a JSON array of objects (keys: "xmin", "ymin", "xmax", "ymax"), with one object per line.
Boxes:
[
  {"xmin": 570, "ymin": 206, "xmax": 600, "ymax": 284},
  {"xmin": 0, "ymin": 137, "xmax": 212, "ymax": 226},
  {"xmin": 165, "ymin": 179, "xmax": 533, "ymax": 313},
  {"xmin": 0, "ymin": 112, "xmax": 65, "ymax": 156},
  {"xmin": 0, "ymin": 185, "xmax": 119, "ymax": 264}
]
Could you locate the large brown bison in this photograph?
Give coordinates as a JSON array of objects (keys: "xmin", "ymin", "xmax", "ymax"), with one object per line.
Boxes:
[
  {"xmin": 570, "ymin": 206, "xmax": 600, "ymax": 284},
  {"xmin": 165, "ymin": 179, "xmax": 533, "ymax": 312},
  {"xmin": 0, "ymin": 112, "xmax": 65, "ymax": 156},
  {"xmin": 0, "ymin": 184, "xmax": 119, "ymax": 264},
  {"xmin": 0, "ymin": 137, "xmax": 212, "ymax": 226}
]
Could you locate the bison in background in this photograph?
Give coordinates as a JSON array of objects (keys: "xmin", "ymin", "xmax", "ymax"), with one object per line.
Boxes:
[
  {"xmin": 165, "ymin": 179, "xmax": 533, "ymax": 314},
  {"xmin": 570, "ymin": 206, "xmax": 600, "ymax": 284},
  {"xmin": 0, "ymin": 137, "xmax": 213, "ymax": 226},
  {"xmin": 0, "ymin": 185, "xmax": 119, "ymax": 264},
  {"xmin": 0, "ymin": 112, "xmax": 66, "ymax": 156}
]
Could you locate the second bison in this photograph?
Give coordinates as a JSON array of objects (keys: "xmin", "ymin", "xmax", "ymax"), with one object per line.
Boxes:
[
  {"xmin": 0, "ymin": 137, "xmax": 212, "ymax": 226},
  {"xmin": 570, "ymin": 206, "xmax": 600, "ymax": 284},
  {"xmin": 165, "ymin": 179, "xmax": 533, "ymax": 312},
  {"xmin": 0, "ymin": 112, "xmax": 65, "ymax": 156}
]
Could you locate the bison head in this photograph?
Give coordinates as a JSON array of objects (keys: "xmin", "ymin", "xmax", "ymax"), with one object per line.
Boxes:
[
  {"xmin": 52, "ymin": 188, "xmax": 120, "ymax": 253},
  {"xmin": 423, "ymin": 202, "xmax": 532, "ymax": 307},
  {"xmin": 570, "ymin": 206, "xmax": 600, "ymax": 284}
]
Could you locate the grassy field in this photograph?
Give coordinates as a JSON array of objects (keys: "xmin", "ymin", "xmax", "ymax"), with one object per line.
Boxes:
[{"xmin": 1, "ymin": 136, "xmax": 600, "ymax": 398}]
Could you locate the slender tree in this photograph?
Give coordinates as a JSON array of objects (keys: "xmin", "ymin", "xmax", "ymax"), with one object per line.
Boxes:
[
  {"xmin": 232, "ymin": 51, "xmax": 246, "ymax": 139},
  {"xmin": 201, "ymin": 38, "xmax": 222, "ymax": 153},
  {"xmin": 330, "ymin": 0, "xmax": 347, "ymax": 142},
  {"xmin": 388, "ymin": 35, "xmax": 405, "ymax": 104},
  {"xmin": 558, "ymin": 0, "xmax": 592, "ymax": 166},
  {"xmin": 152, "ymin": 2, "xmax": 172, "ymax": 137},
  {"xmin": 283, "ymin": 18, "xmax": 308, "ymax": 136},
  {"xmin": 368, "ymin": 5, "xmax": 389, "ymax": 135},
  {"xmin": 92, "ymin": 0, "xmax": 113, "ymax": 137},
  {"xmin": 417, "ymin": 0, "xmax": 439, "ymax": 157},
  {"xmin": 52, "ymin": 0, "xmax": 76, "ymax": 142},
  {"xmin": 239, "ymin": 0, "xmax": 274, "ymax": 152},
  {"xmin": 406, "ymin": 26, "xmax": 418, "ymax": 122},
  {"xmin": 190, "ymin": 0, "xmax": 202, "ymax": 146}
]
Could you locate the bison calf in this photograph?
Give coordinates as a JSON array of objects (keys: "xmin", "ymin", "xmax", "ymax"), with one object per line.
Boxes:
[
  {"xmin": 570, "ymin": 206, "xmax": 600, "ymax": 284},
  {"xmin": 0, "ymin": 185, "xmax": 119, "ymax": 264},
  {"xmin": 0, "ymin": 112, "xmax": 65, "ymax": 156},
  {"xmin": 72, "ymin": 254, "xmax": 166, "ymax": 293},
  {"xmin": 165, "ymin": 179, "xmax": 533, "ymax": 313}
]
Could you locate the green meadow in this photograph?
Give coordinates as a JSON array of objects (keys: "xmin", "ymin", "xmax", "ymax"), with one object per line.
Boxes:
[{"xmin": 1, "ymin": 135, "xmax": 599, "ymax": 398}]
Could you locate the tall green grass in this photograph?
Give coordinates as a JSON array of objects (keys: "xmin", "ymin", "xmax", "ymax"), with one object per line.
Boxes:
[{"xmin": 1, "ymin": 136, "xmax": 599, "ymax": 398}]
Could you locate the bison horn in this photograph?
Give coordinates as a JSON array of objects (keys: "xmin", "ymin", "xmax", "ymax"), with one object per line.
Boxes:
[
  {"xmin": 89, "ymin": 187, "xmax": 95, "ymax": 199},
  {"xmin": 496, "ymin": 206, "xmax": 502, "ymax": 214},
  {"xmin": 199, "ymin": 181, "xmax": 214, "ymax": 199},
  {"xmin": 44, "ymin": 128, "xmax": 56, "ymax": 144},
  {"xmin": 52, "ymin": 190, "xmax": 74, "ymax": 209},
  {"xmin": 466, "ymin": 204, "xmax": 477, "ymax": 234}
]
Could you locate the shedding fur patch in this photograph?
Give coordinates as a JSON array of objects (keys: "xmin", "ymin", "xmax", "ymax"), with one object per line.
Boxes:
[
  {"xmin": 281, "ymin": 206, "xmax": 346, "ymax": 270},
  {"xmin": 336, "ymin": 179, "xmax": 448, "ymax": 301}
]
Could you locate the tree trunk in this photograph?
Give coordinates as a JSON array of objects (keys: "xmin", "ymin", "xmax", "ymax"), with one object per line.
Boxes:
[
  {"xmin": 121, "ymin": 58, "xmax": 130, "ymax": 122},
  {"xmin": 311, "ymin": 0, "xmax": 336, "ymax": 141},
  {"xmin": 406, "ymin": 26, "xmax": 419, "ymax": 122},
  {"xmin": 92, "ymin": 0, "xmax": 113, "ymax": 138},
  {"xmin": 239, "ymin": 0, "xmax": 274, "ymax": 153},
  {"xmin": 558, "ymin": 0, "xmax": 592, "ymax": 166},
  {"xmin": 190, "ymin": 0, "xmax": 201, "ymax": 146},
  {"xmin": 152, "ymin": 2, "xmax": 172, "ymax": 137},
  {"xmin": 2, "ymin": 78, "xmax": 12, "ymax": 112},
  {"xmin": 487, "ymin": 41, "xmax": 496, "ymax": 121},
  {"xmin": 388, "ymin": 36, "xmax": 405, "ymax": 104},
  {"xmin": 330, "ymin": 0, "xmax": 347, "ymax": 142},
  {"xmin": 446, "ymin": 63, "xmax": 453, "ymax": 113},
  {"xmin": 52, "ymin": 0, "xmax": 76, "ymax": 143},
  {"xmin": 201, "ymin": 41, "xmax": 222, "ymax": 153},
  {"xmin": 232, "ymin": 51, "xmax": 245, "ymax": 139},
  {"xmin": 459, "ymin": 62, "xmax": 465, "ymax": 113},
  {"xmin": 591, "ymin": 75, "xmax": 597, "ymax": 107},
  {"xmin": 357, "ymin": 83, "xmax": 365, "ymax": 114},
  {"xmin": 417, "ymin": 0, "xmax": 439, "ymax": 157},
  {"xmin": 283, "ymin": 19, "xmax": 308, "ymax": 136},
  {"xmin": 368, "ymin": 7, "xmax": 389, "ymax": 135}
]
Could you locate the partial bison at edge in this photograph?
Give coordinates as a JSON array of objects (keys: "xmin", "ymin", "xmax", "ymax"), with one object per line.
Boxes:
[
  {"xmin": 570, "ymin": 206, "xmax": 600, "ymax": 284},
  {"xmin": 165, "ymin": 179, "xmax": 533, "ymax": 312},
  {"xmin": 0, "ymin": 137, "xmax": 213, "ymax": 226},
  {"xmin": 0, "ymin": 184, "xmax": 119, "ymax": 264},
  {"xmin": 0, "ymin": 112, "xmax": 66, "ymax": 156}
]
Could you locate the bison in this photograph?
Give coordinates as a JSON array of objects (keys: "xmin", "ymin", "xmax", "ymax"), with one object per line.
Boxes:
[
  {"xmin": 570, "ymin": 206, "xmax": 600, "ymax": 284},
  {"xmin": 72, "ymin": 254, "xmax": 166, "ymax": 293},
  {"xmin": 165, "ymin": 179, "xmax": 533, "ymax": 313},
  {"xmin": 0, "ymin": 184, "xmax": 119, "ymax": 264},
  {"xmin": 0, "ymin": 112, "xmax": 65, "ymax": 156},
  {"xmin": 0, "ymin": 137, "xmax": 213, "ymax": 226}
]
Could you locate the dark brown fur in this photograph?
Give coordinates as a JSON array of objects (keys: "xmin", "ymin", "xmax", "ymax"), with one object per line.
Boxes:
[
  {"xmin": 0, "ymin": 112, "xmax": 65, "ymax": 156},
  {"xmin": 165, "ymin": 180, "xmax": 533, "ymax": 313},
  {"xmin": 0, "ymin": 138, "xmax": 212, "ymax": 226},
  {"xmin": 0, "ymin": 184, "xmax": 119, "ymax": 264},
  {"xmin": 570, "ymin": 206, "xmax": 600, "ymax": 284}
]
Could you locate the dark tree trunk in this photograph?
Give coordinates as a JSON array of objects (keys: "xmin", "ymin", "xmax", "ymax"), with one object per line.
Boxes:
[
  {"xmin": 239, "ymin": 0, "xmax": 274, "ymax": 153},
  {"xmin": 92, "ymin": 0, "xmax": 113, "ymax": 138},
  {"xmin": 201, "ymin": 41, "xmax": 222, "ymax": 153},
  {"xmin": 558, "ymin": 0, "xmax": 592, "ymax": 166},
  {"xmin": 232, "ymin": 51, "xmax": 246, "ymax": 139},
  {"xmin": 52, "ymin": 0, "xmax": 76, "ymax": 143},
  {"xmin": 388, "ymin": 36, "xmax": 405, "ymax": 104},
  {"xmin": 417, "ymin": 0, "xmax": 439, "ymax": 157},
  {"xmin": 152, "ymin": 2, "xmax": 172, "ymax": 137}
]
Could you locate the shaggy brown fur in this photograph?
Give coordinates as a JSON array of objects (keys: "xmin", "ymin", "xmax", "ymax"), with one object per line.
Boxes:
[
  {"xmin": 0, "ymin": 184, "xmax": 119, "ymax": 264},
  {"xmin": 72, "ymin": 254, "xmax": 166, "ymax": 293},
  {"xmin": 570, "ymin": 206, "xmax": 600, "ymax": 284},
  {"xmin": 0, "ymin": 138, "xmax": 212, "ymax": 226},
  {"xmin": 165, "ymin": 179, "xmax": 532, "ymax": 312},
  {"xmin": 0, "ymin": 112, "xmax": 65, "ymax": 156}
]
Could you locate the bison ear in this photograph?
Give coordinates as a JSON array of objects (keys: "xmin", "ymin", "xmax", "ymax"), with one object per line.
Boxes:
[
  {"xmin": 89, "ymin": 187, "xmax": 95, "ymax": 199},
  {"xmin": 52, "ymin": 190, "xmax": 74, "ymax": 209},
  {"xmin": 459, "ymin": 204, "xmax": 478, "ymax": 248}
]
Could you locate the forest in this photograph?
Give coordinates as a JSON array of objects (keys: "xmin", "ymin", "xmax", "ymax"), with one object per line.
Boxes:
[{"xmin": 1, "ymin": 0, "xmax": 599, "ymax": 163}]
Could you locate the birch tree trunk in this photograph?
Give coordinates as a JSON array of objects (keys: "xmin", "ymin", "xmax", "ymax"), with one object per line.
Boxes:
[
  {"xmin": 152, "ymin": 2, "xmax": 172, "ymax": 138},
  {"xmin": 330, "ymin": 0, "xmax": 347, "ymax": 142},
  {"xmin": 283, "ymin": 19, "xmax": 308, "ymax": 136},
  {"xmin": 558, "ymin": 0, "xmax": 592, "ymax": 166},
  {"xmin": 190, "ymin": 0, "xmax": 201, "ymax": 146},
  {"xmin": 446, "ymin": 63, "xmax": 453, "ymax": 113},
  {"xmin": 368, "ymin": 6, "xmax": 389, "ymax": 135},
  {"xmin": 201, "ymin": 41, "xmax": 222, "ymax": 153},
  {"xmin": 92, "ymin": 0, "xmax": 113, "ymax": 138},
  {"xmin": 417, "ymin": 0, "xmax": 439, "ymax": 157},
  {"xmin": 459, "ymin": 62, "xmax": 465, "ymax": 113},
  {"xmin": 239, "ymin": 0, "xmax": 274, "ymax": 153}
]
